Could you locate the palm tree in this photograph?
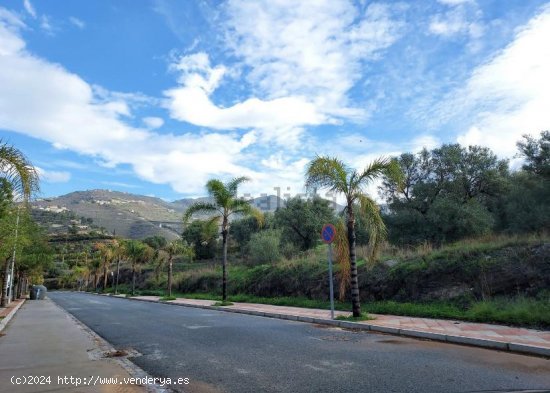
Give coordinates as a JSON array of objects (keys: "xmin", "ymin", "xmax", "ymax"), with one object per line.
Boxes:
[
  {"xmin": 89, "ymin": 254, "xmax": 102, "ymax": 291},
  {"xmin": 1, "ymin": 141, "xmax": 39, "ymax": 307},
  {"xmin": 164, "ymin": 239, "xmax": 193, "ymax": 297},
  {"xmin": 95, "ymin": 242, "xmax": 114, "ymax": 292},
  {"xmin": 183, "ymin": 177, "xmax": 262, "ymax": 302},
  {"xmin": 306, "ymin": 156, "xmax": 401, "ymax": 317},
  {"xmin": 110, "ymin": 240, "xmax": 123, "ymax": 294},
  {"xmin": 123, "ymin": 240, "xmax": 153, "ymax": 296}
]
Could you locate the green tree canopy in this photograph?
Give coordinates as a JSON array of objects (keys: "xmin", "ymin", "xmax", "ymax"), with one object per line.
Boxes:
[
  {"xmin": 381, "ymin": 144, "xmax": 508, "ymax": 244},
  {"xmin": 274, "ymin": 196, "xmax": 336, "ymax": 251}
]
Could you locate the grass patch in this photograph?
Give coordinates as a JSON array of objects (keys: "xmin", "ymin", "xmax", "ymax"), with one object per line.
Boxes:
[
  {"xmin": 335, "ymin": 313, "xmax": 374, "ymax": 322},
  {"xmin": 213, "ymin": 301, "xmax": 234, "ymax": 306},
  {"xmin": 362, "ymin": 297, "xmax": 550, "ymax": 328},
  {"xmin": 160, "ymin": 295, "xmax": 176, "ymax": 301}
]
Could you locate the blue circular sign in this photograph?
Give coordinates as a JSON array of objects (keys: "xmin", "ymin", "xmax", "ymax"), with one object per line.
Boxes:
[{"xmin": 321, "ymin": 224, "xmax": 336, "ymax": 244}]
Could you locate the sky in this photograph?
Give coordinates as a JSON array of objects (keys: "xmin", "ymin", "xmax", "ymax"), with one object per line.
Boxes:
[{"xmin": 0, "ymin": 0, "xmax": 549, "ymax": 202}]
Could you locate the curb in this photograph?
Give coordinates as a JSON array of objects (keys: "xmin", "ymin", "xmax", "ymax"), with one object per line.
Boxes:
[
  {"xmin": 0, "ymin": 299, "xmax": 25, "ymax": 333},
  {"xmin": 98, "ymin": 293, "xmax": 550, "ymax": 358},
  {"xmin": 49, "ymin": 298, "xmax": 170, "ymax": 393}
]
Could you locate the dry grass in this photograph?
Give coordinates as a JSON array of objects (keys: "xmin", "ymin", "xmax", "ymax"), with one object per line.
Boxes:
[{"xmin": 379, "ymin": 232, "xmax": 550, "ymax": 262}]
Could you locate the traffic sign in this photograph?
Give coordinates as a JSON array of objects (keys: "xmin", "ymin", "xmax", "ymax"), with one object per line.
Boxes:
[{"xmin": 321, "ymin": 223, "xmax": 336, "ymax": 244}]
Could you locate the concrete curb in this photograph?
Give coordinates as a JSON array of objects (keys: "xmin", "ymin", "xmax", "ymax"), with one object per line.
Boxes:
[
  {"xmin": 0, "ymin": 299, "xmax": 25, "ymax": 333},
  {"xmin": 99, "ymin": 293, "xmax": 550, "ymax": 358}
]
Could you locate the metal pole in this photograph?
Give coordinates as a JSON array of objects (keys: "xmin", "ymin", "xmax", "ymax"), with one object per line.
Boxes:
[
  {"xmin": 327, "ymin": 243, "xmax": 335, "ymax": 319},
  {"xmin": 8, "ymin": 206, "xmax": 21, "ymax": 303}
]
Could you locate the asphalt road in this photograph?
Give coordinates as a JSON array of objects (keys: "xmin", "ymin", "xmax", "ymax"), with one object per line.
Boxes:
[{"xmin": 49, "ymin": 292, "xmax": 550, "ymax": 393}]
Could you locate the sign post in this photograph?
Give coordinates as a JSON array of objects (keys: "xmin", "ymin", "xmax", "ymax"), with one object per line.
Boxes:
[{"xmin": 321, "ymin": 224, "xmax": 336, "ymax": 319}]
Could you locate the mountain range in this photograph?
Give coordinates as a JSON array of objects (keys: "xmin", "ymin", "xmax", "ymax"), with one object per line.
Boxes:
[{"xmin": 31, "ymin": 189, "xmax": 288, "ymax": 240}]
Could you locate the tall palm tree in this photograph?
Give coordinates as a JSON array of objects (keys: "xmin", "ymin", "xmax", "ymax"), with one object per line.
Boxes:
[
  {"xmin": 95, "ymin": 242, "xmax": 114, "ymax": 292},
  {"xmin": 183, "ymin": 177, "xmax": 262, "ymax": 302},
  {"xmin": 109, "ymin": 240, "xmax": 123, "ymax": 294},
  {"xmin": 1, "ymin": 141, "xmax": 39, "ymax": 307},
  {"xmin": 123, "ymin": 240, "xmax": 153, "ymax": 296},
  {"xmin": 306, "ymin": 156, "xmax": 401, "ymax": 317},
  {"xmin": 164, "ymin": 239, "xmax": 193, "ymax": 297}
]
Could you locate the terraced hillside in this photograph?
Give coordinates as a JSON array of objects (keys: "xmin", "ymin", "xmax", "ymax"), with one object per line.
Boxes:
[{"xmin": 32, "ymin": 190, "xmax": 289, "ymax": 240}]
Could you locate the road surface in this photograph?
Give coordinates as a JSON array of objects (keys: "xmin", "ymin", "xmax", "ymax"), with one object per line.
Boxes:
[{"xmin": 49, "ymin": 292, "xmax": 550, "ymax": 393}]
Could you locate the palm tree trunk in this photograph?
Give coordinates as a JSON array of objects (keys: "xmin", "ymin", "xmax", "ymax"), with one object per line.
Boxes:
[
  {"xmin": 131, "ymin": 263, "xmax": 136, "ymax": 296},
  {"xmin": 114, "ymin": 258, "xmax": 120, "ymax": 295},
  {"xmin": 168, "ymin": 257, "xmax": 173, "ymax": 297},
  {"xmin": 222, "ymin": 222, "xmax": 228, "ymax": 302},
  {"xmin": 347, "ymin": 207, "xmax": 361, "ymax": 317},
  {"xmin": 102, "ymin": 263, "xmax": 108, "ymax": 291},
  {"xmin": 1, "ymin": 257, "xmax": 10, "ymax": 307}
]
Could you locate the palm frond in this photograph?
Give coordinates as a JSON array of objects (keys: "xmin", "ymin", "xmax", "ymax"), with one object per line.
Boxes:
[
  {"xmin": 183, "ymin": 202, "xmax": 219, "ymax": 223},
  {"xmin": 202, "ymin": 216, "xmax": 220, "ymax": 241},
  {"xmin": 356, "ymin": 194, "xmax": 387, "ymax": 263},
  {"xmin": 305, "ymin": 155, "xmax": 349, "ymax": 194},
  {"xmin": 385, "ymin": 158, "xmax": 406, "ymax": 192},
  {"xmin": 356, "ymin": 157, "xmax": 392, "ymax": 187},
  {"xmin": 231, "ymin": 199, "xmax": 264, "ymax": 227},
  {"xmin": 334, "ymin": 219, "xmax": 350, "ymax": 301},
  {"xmin": 0, "ymin": 140, "xmax": 40, "ymax": 200},
  {"xmin": 206, "ymin": 179, "xmax": 231, "ymax": 206},
  {"xmin": 226, "ymin": 176, "xmax": 250, "ymax": 196}
]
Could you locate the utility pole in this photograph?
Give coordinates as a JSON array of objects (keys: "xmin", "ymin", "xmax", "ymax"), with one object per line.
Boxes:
[{"xmin": 8, "ymin": 205, "xmax": 21, "ymax": 303}]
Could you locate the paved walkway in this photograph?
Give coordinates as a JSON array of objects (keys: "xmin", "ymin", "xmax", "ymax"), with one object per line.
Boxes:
[
  {"xmin": 132, "ymin": 295, "xmax": 550, "ymax": 354},
  {"xmin": 0, "ymin": 298, "xmax": 147, "ymax": 392}
]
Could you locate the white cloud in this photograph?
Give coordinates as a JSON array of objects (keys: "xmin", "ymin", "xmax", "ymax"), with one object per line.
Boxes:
[
  {"xmin": 165, "ymin": 52, "xmax": 327, "ymax": 132},
  {"xmin": 40, "ymin": 15, "xmax": 54, "ymax": 34},
  {"xmin": 101, "ymin": 181, "xmax": 140, "ymax": 189},
  {"xmin": 0, "ymin": 10, "xmax": 26, "ymax": 55},
  {"xmin": 223, "ymin": 0, "xmax": 404, "ymax": 118},
  {"xmin": 23, "ymin": 0, "xmax": 36, "ymax": 19},
  {"xmin": 165, "ymin": 1, "xmax": 404, "ymax": 148},
  {"xmin": 0, "ymin": 11, "xmax": 259, "ymax": 196},
  {"xmin": 437, "ymin": 0, "xmax": 473, "ymax": 5},
  {"xmin": 447, "ymin": 5, "xmax": 550, "ymax": 157},
  {"xmin": 36, "ymin": 167, "xmax": 71, "ymax": 183},
  {"xmin": 142, "ymin": 116, "xmax": 164, "ymax": 129},
  {"xmin": 429, "ymin": 2, "xmax": 483, "ymax": 40},
  {"xmin": 69, "ymin": 16, "xmax": 85, "ymax": 29}
]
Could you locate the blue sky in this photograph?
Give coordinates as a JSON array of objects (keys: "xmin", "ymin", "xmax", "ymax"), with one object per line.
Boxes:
[{"xmin": 0, "ymin": 0, "xmax": 549, "ymax": 201}]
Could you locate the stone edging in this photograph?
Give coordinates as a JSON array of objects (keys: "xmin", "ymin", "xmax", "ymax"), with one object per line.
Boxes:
[
  {"xmin": 101, "ymin": 293, "xmax": 550, "ymax": 358},
  {"xmin": 0, "ymin": 299, "xmax": 25, "ymax": 333}
]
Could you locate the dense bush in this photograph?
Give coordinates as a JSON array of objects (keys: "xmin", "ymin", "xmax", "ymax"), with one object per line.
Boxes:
[
  {"xmin": 248, "ymin": 229, "xmax": 282, "ymax": 265},
  {"xmin": 175, "ymin": 237, "xmax": 549, "ymax": 305}
]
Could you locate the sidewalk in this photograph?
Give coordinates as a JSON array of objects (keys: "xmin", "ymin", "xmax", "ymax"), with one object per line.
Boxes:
[
  {"xmin": 0, "ymin": 298, "xmax": 148, "ymax": 392},
  {"xmin": 128, "ymin": 295, "xmax": 550, "ymax": 357}
]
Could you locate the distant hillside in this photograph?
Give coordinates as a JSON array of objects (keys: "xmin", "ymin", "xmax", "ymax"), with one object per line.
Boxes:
[
  {"xmin": 32, "ymin": 190, "xmax": 183, "ymax": 240},
  {"xmin": 31, "ymin": 190, "xmax": 294, "ymax": 240}
]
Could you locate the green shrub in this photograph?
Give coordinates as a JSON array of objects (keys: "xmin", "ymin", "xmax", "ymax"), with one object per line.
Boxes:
[{"xmin": 248, "ymin": 229, "xmax": 282, "ymax": 265}]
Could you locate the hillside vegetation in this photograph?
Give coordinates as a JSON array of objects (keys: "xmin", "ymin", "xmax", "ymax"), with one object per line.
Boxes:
[{"xmin": 41, "ymin": 133, "xmax": 550, "ymax": 327}]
